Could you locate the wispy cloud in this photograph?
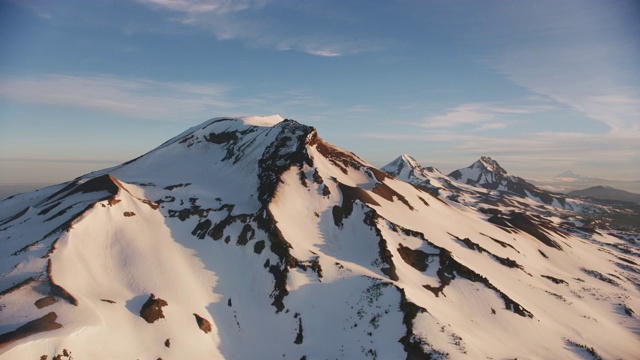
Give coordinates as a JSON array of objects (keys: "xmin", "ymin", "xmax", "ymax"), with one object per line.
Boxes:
[
  {"xmin": 135, "ymin": 0, "xmax": 383, "ymax": 57},
  {"xmin": 0, "ymin": 74, "xmax": 232, "ymax": 121},
  {"xmin": 139, "ymin": 0, "xmax": 256, "ymax": 14},
  {"xmin": 485, "ymin": 2, "xmax": 640, "ymax": 136},
  {"xmin": 421, "ymin": 102, "xmax": 552, "ymax": 130}
]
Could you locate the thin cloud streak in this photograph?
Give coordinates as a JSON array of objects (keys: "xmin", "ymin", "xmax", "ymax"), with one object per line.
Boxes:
[
  {"xmin": 0, "ymin": 74, "xmax": 233, "ymax": 121},
  {"xmin": 136, "ymin": 0, "xmax": 383, "ymax": 57},
  {"xmin": 421, "ymin": 102, "xmax": 554, "ymax": 129}
]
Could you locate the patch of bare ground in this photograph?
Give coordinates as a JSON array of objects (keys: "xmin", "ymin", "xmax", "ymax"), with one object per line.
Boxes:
[
  {"xmin": 480, "ymin": 233, "xmax": 520, "ymax": 253},
  {"xmin": 397, "ymin": 244, "xmax": 431, "ymax": 272},
  {"xmin": 395, "ymin": 286, "xmax": 431, "ymax": 359},
  {"xmin": 371, "ymin": 182, "xmax": 414, "ymax": 210},
  {"xmin": 332, "ymin": 183, "xmax": 380, "ymax": 228},
  {"xmin": 139, "ymin": 294, "xmax": 168, "ymax": 323},
  {"xmin": 387, "ymin": 221, "xmax": 533, "ymax": 318},
  {"xmin": 293, "ymin": 313, "xmax": 303, "ymax": 344},
  {"xmin": 255, "ymin": 209, "xmax": 298, "ymax": 313},
  {"xmin": 193, "ymin": 313, "xmax": 212, "ymax": 333},
  {"xmin": 541, "ymin": 275, "xmax": 568, "ymax": 285},
  {"xmin": 0, "ymin": 276, "xmax": 37, "ymax": 297},
  {"xmin": 581, "ymin": 268, "xmax": 620, "ymax": 287},
  {"xmin": 34, "ymin": 296, "xmax": 57, "ymax": 309},
  {"xmin": 621, "ymin": 303, "xmax": 635, "ymax": 317},
  {"xmin": 68, "ymin": 174, "xmax": 119, "ymax": 197},
  {"xmin": 565, "ymin": 339, "xmax": 603, "ymax": 360},
  {"xmin": 0, "ymin": 312, "xmax": 62, "ymax": 349},
  {"xmin": 490, "ymin": 212, "xmax": 562, "ymax": 250},
  {"xmin": 313, "ymin": 137, "xmax": 364, "ymax": 175},
  {"xmin": 298, "ymin": 256, "xmax": 323, "ymax": 279},
  {"xmin": 364, "ymin": 210, "xmax": 399, "ymax": 281},
  {"xmin": 0, "ymin": 206, "xmax": 30, "ymax": 226},
  {"xmin": 253, "ymin": 240, "xmax": 265, "ymax": 254},
  {"xmin": 123, "ymin": 211, "xmax": 135, "ymax": 217},
  {"xmin": 237, "ymin": 224, "xmax": 255, "ymax": 245},
  {"xmin": 449, "ymin": 233, "xmax": 524, "ymax": 270},
  {"xmin": 163, "ymin": 183, "xmax": 191, "ymax": 191}
]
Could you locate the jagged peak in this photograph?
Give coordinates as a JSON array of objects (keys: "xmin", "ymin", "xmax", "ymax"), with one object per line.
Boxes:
[
  {"xmin": 400, "ymin": 154, "xmax": 420, "ymax": 168},
  {"xmin": 473, "ymin": 156, "xmax": 508, "ymax": 177}
]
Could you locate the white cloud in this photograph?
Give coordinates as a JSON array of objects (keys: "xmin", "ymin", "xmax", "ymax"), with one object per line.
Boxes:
[
  {"xmin": 136, "ymin": 0, "xmax": 382, "ymax": 57},
  {"xmin": 0, "ymin": 74, "xmax": 232, "ymax": 121},
  {"xmin": 138, "ymin": 0, "xmax": 257, "ymax": 14},
  {"xmin": 422, "ymin": 102, "xmax": 552, "ymax": 130}
]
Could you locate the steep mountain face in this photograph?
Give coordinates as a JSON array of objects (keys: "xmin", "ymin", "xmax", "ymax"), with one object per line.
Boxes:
[
  {"xmin": 1, "ymin": 116, "xmax": 639, "ymax": 360},
  {"xmin": 448, "ymin": 156, "xmax": 571, "ymax": 208},
  {"xmin": 381, "ymin": 154, "xmax": 448, "ymax": 195}
]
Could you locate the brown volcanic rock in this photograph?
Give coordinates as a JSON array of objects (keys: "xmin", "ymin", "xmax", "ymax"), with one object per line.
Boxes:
[
  {"xmin": 193, "ymin": 313, "xmax": 212, "ymax": 334},
  {"xmin": 139, "ymin": 294, "xmax": 168, "ymax": 323},
  {"xmin": 0, "ymin": 312, "xmax": 62, "ymax": 349}
]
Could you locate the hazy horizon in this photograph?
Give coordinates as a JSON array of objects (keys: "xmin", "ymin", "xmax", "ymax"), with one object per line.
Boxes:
[{"xmin": 1, "ymin": 1, "xmax": 639, "ymax": 188}]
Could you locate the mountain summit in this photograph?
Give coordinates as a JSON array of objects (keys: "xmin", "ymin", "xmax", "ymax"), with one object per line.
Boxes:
[
  {"xmin": 448, "ymin": 156, "xmax": 569, "ymax": 208},
  {"xmin": 1, "ymin": 117, "xmax": 638, "ymax": 359}
]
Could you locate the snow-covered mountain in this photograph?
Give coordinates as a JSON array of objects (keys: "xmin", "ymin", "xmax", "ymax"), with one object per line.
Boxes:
[
  {"xmin": 554, "ymin": 170, "xmax": 600, "ymax": 182},
  {"xmin": 1, "ymin": 116, "xmax": 639, "ymax": 360},
  {"xmin": 448, "ymin": 156, "xmax": 572, "ymax": 209}
]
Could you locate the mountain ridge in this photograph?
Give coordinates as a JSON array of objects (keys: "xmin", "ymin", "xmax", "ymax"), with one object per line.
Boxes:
[{"xmin": 1, "ymin": 116, "xmax": 639, "ymax": 359}]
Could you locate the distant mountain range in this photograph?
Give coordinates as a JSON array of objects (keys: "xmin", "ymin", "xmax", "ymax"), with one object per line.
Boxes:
[
  {"xmin": 569, "ymin": 186, "xmax": 640, "ymax": 204},
  {"xmin": 529, "ymin": 170, "xmax": 640, "ymax": 194}
]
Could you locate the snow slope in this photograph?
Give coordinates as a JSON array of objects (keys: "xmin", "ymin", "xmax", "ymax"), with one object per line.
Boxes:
[{"xmin": 1, "ymin": 116, "xmax": 639, "ymax": 359}]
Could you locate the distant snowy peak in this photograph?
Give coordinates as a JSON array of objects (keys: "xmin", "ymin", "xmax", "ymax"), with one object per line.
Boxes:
[
  {"xmin": 381, "ymin": 154, "xmax": 443, "ymax": 183},
  {"xmin": 448, "ymin": 156, "xmax": 569, "ymax": 207},
  {"xmin": 448, "ymin": 156, "xmax": 509, "ymax": 187},
  {"xmin": 554, "ymin": 170, "xmax": 599, "ymax": 182}
]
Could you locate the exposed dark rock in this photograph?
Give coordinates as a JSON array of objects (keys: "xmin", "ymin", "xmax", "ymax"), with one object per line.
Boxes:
[
  {"xmin": 396, "ymin": 287, "xmax": 430, "ymax": 359},
  {"xmin": 68, "ymin": 174, "xmax": 120, "ymax": 197},
  {"xmin": 47, "ymin": 259, "xmax": 78, "ymax": 306},
  {"xmin": 0, "ymin": 276, "xmax": 37, "ymax": 297},
  {"xmin": 364, "ymin": 210, "xmax": 399, "ymax": 281},
  {"xmin": 449, "ymin": 234, "xmax": 524, "ymax": 270},
  {"xmin": 253, "ymin": 240, "xmax": 265, "ymax": 254},
  {"xmin": 0, "ymin": 312, "xmax": 62, "ymax": 349},
  {"xmin": 204, "ymin": 130, "xmax": 239, "ymax": 144},
  {"xmin": 582, "ymin": 268, "xmax": 620, "ymax": 287},
  {"xmin": 34, "ymin": 296, "xmax": 57, "ymax": 309},
  {"xmin": 237, "ymin": 224, "xmax": 255, "ymax": 246},
  {"xmin": 165, "ymin": 338, "xmax": 171, "ymax": 348},
  {"xmin": 193, "ymin": 313, "xmax": 212, "ymax": 333},
  {"xmin": 541, "ymin": 275, "xmax": 568, "ymax": 285},
  {"xmin": 191, "ymin": 219, "xmax": 212, "ymax": 239},
  {"xmin": 164, "ymin": 183, "xmax": 191, "ymax": 191},
  {"xmin": 139, "ymin": 294, "xmax": 168, "ymax": 323},
  {"xmin": 294, "ymin": 313, "xmax": 303, "ymax": 344},
  {"xmin": 397, "ymin": 244, "xmax": 432, "ymax": 272},
  {"xmin": 495, "ymin": 213, "xmax": 563, "ymax": 250},
  {"xmin": 123, "ymin": 211, "xmax": 136, "ymax": 217},
  {"xmin": 38, "ymin": 202, "xmax": 61, "ymax": 216}
]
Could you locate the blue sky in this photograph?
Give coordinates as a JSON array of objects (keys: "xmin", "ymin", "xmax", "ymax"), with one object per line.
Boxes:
[{"xmin": 1, "ymin": 0, "xmax": 639, "ymax": 188}]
